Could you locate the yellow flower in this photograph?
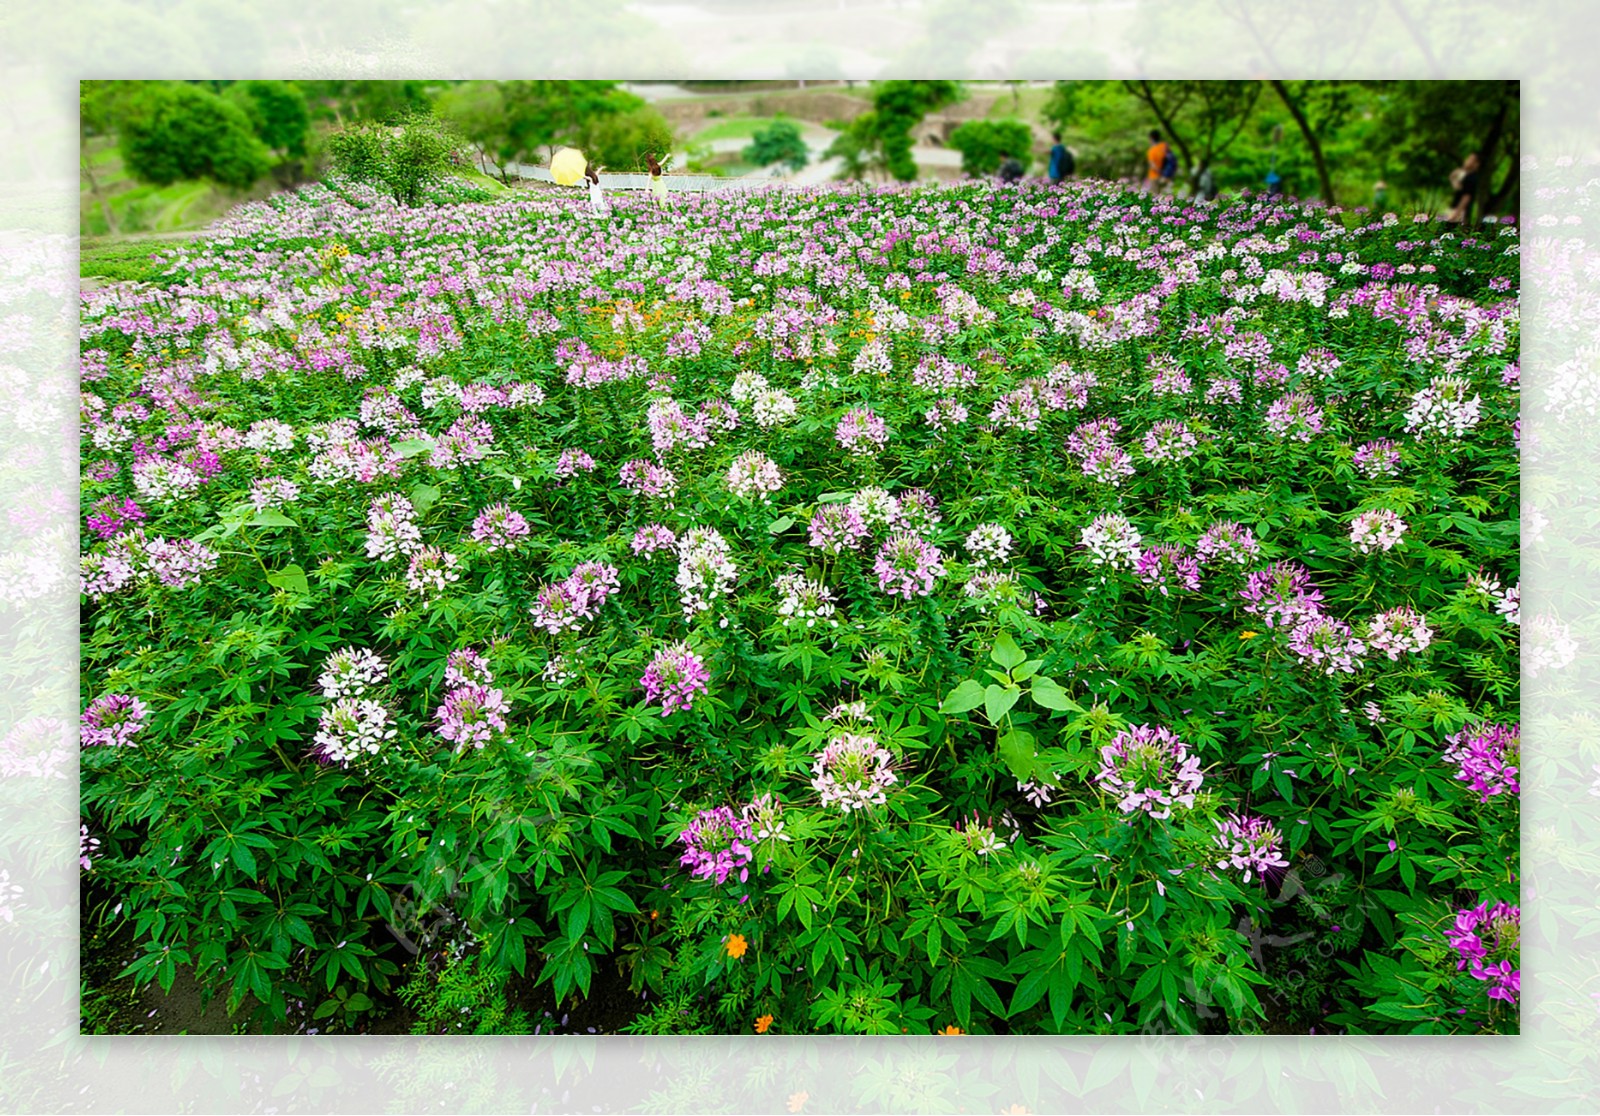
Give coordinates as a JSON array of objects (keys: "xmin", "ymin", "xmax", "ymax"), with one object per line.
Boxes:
[
  {"xmin": 1000, "ymin": 1106, "xmax": 1031, "ymax": 1115},
  {"xmin": 754, "ymin": 1013, "xmax": 774, "ymax": 1034},
  {"xmin": 938, "ymin": 1024, "xmax": 964, "ymax": 1035},
  {"xmin": 1239, "ymin": 630, "xmax": 1260, "ymax": 640},
  {"xmin": 787, "ymin": 1092, "xmax": 809, "ymax": 1113},
  {"xmin": 723, "ymin": 933, "xmax": 748, "ymax": 959}
]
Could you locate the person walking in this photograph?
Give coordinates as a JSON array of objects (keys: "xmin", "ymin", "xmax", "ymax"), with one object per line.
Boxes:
[
  {"xmin": 1443, "ymin": 152, "xmax": 1481, "ymax": 224},
  {"xmin": 585, "ymin": 164, "xmax": 609, "ymax": 218},
  {"xmin": 1047, "ymin": 131, "xmax": 1075, "ymax": 185},
  {"xmin": 1145, "ymin": 130, "xmax": 1175, "ymax": 194}
]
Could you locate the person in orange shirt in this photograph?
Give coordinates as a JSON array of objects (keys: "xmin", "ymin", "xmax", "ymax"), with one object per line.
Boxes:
[{"xmin": 1145, "ymin": 129, "xmax": 1172, "ymax": 193}]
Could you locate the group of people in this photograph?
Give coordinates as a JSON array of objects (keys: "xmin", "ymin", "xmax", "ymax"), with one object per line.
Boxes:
[{"xmin": 574, "ymin": 150, "xmax": 669, "ymax": 218}]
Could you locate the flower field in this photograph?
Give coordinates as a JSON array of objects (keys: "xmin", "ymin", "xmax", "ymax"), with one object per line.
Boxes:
[{"xmin": 79, "ymin": 175, "xmax": 1520, "ymax": 1035}]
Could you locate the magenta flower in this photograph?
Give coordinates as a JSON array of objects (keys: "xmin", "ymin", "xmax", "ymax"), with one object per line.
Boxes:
[
  {"xmin": 677, "ymin": 806, "xmax": 754, "ymax": 885},
  {"xmin": 1366, "ymin": 606, "xmax": 1433, "ymax": 659},
  {"xmin": 554, "ymin": 448, "xmax": 597, "ymax": 477},
  {"xmin": 873, "ymin": 533, "xmax": 946, "ymax": 599},
  {"xmin": 86, "ymin": 497, "xmax": 145, "ymax": 540},
  {"xmin": 1287, "ymin": 614, "xmax": 1366, "ymax": 675},
  {"xmin": 1263, "ymin": 392, "xmax": 1325, "ymax": 442},
  {"xmin": 1446, "ymin": 900, "xmax": 1520, "ymax": 1004},
  {"xmin": 444, "ymin": 648, "xmax": 494, "ymax": 689},
  {"xmin": 631, "ymin": 523, "xmax": 678, "ymax": 556},
  {"xmin": 1094, "ymin": 724, "xmax": 1203, "ymax": 820},
  {"xmin": 641, "ymin": 641, "xmax": 710, "ymax": 716},
  {"xmin": 1441, "ymin": 723, "xmax": 1520, "ymax": 803},
  {"xmin": 1239, "ymin": 561, "xmax": 1325, "ymax": 628},
  {"xmin": 80, "ymin": 694, "xmax": 148, "ymax": 748},
  {"xmin": 471, "ymin": 503, "xmax": 531, "ymax": 552},
  {"xmin": 835, "ymin": 406, "xmax": 890, "ymax": 456},
  {"xmin": 811, "ymin": 733, "xmax": 897, "ymax": 812},
  {"xmin": 435, "ymin": 684, "xmax": 510, "ymax": 751},
  {"xmin": 1195, "ymin": 521, "xmax": 1261, "ymax": 567},
  {"xmin": 1212, "ymin": 813, "xmax": 1289, "ymax": 883},
  {"xmin": 807, "ymin": 503, "xmax": 869, "ymax": 555},
  {"xmin": 1134, "ymin": 545, "xmax": 1201, "ymax": 596},
  {"xmin": 1353, "ymin": 438, "xmax": 1402, "ymax": 478}
]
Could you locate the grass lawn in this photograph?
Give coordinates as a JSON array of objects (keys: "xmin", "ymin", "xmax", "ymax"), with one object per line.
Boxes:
[{"xmin": 690, "ymin": 116, "xmax": 781, "ymax": 145}]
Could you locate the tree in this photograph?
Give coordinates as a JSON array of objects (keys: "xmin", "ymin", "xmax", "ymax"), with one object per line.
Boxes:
[
  {"xmin": 743, "ymin": 119, "xmax": 809, "ymax": 172},
  {"xmin": 435, "ymin": 81, "xmax": 513, "ymax": 180},
  {"xmin": 1122, "ymin": 80, "xmax": 1263, "ymax": 178},
  {"xmin": 1268, "ymin": 80, "xmax": 1337, "ymax": 206},
  {"xmin": 325, "ymin": 115, "xmax": 461, "ymax": 207},
  {"xmin": 118, "ymin": 82, "xmax": 271, "ymax": 191},
  {"xmin": 947, "ymin": 119, "xmax": 1033, "ymax": 178},
  {"xmin": 1366, "ymin": 80, "xmax": 1520, "ymax": 218},
  {"xmin": 871, "ymin": 80, "xmax": 962, "ymax": 182},
  {"xmin": 223, "ymin": 80, "xmax": 310, "ymax": 158},
  {"xmin": 823, "ymin": 113, "xmax": 885, "ymax": 182}
]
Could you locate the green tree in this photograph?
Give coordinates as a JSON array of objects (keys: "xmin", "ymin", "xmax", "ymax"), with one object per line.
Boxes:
[
  {"xmin": 325, "ymin": 114, "xmax": 462, "ymax": 206},
  {"xmin": 1367, "ymin": 79, "xmax": 1520, "ymax": 218},
  {"xmin": 872, "ymin": 80, "xmax": 962, "ymax": 181},
  {"xmin": 118, "ymin": 82, "xmax": 271, "ymax": 191},
  {"xmin": 743, "ymin": 119, "xmax": 809, "ymax": 172},
  {"xmin": 947, "ymin": 119, "xmax": 1033, "ymax": 178},
  {"xmin": 435, "ymin": 81, "xmax": 514, "ymax": 180},
  {"xmin": 223, "ymin": 80, "xmax": 310, "ymax": 158}
]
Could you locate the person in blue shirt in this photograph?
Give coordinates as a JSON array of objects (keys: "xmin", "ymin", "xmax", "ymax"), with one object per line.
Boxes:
[{"xmin": 1048, "ymin": 132, "xmax": 1075, "ymax": 186}]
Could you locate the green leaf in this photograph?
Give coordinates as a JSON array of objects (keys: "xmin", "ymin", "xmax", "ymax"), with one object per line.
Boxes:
[
  {"xmin": 990, "ymin": 631, "xmax": 1026, "ymax": 672},
  {"xmin": 984, "ymin": 683, "xmax": 1021, "ymax": 724},
  {"xmin": 248, "ymin": 509, "xmax": 297, "ymax": 529},
  {"xmin": 410, "ymin": 484, "xmax": 441, "ymax": 516},
  {"xmin": 768, "ymin": 515, "xmax": 795, "ymax": 534},
  {"xmin": 266, "ymin": 564, "xmax": 309, "ymax": 595},
  {"xmin": 939, "ymin": 679, "xmax": 986, "ymax": 715},
  {"xmin": 392, "ymin": 438, "xmax": 435, "ymax": 459},
  {"xmin": 998, "ymin": 729, "xmax": 1036, "ymax": 781},
  {"xmin": 1029, "ymin": 675, "xmax": 1079, "ymax": 712}
]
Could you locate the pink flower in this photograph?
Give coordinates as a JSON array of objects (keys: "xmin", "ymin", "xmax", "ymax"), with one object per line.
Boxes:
[{"xmin": 641, "ymin": 642, "xmax": 710, "ymax": 716}]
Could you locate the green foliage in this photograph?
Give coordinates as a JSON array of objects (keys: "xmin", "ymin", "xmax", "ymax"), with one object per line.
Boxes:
[
  {"xmin": 223, "ymin": 80, "xmax": 310, "ymax": 158},
  {"xmin": 947, "ymin": 119, "xmax": 1034, "ymax": 177},
  {"xmin": 325, "ymin": 115, "xmax": 462, "ymax": 207},
  {"xmin": 743, "ymin": 118, "xmax": 809, "ymax": 172},
  {"xmin": 397, "ymin": 951, "xmax": 530, "ymax": 1035},
  {"xmin": 118, "ymin": 82, "xmax": 271, "ymax": 191}
]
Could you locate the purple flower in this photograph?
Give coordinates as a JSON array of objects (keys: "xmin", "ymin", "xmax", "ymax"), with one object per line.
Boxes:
[
  {"xmin": 1239, "ymin": 561, "xmax": 1325, "ymax": 628},
  {"xmin": 80, "ymin": 694, "xmax": 148, "ymax": 748},
  {"xmin": 1134, "ymin": 545, "xmax": 1201, "ymax": 596},
  {"xmin": 807, "ymin": 503, "xmax": 869, "ymax": 555},
  {"xmin": 677, "ymin": 806, "xmax": 754, "ymax": 885},
  {"xmin": 873, "ymin": 533, "xmax": 946, "ymax": 599},
  {"xmin": 811, "ymin": 732, "xmax": 898, "ymax": 812},
  {"xmin": 445, "ymin": 648, "xmax": 494, "ymax": 689},
  {"xmin": 1195, "ymin": 521, "xmax": 1261, "ymax": 567},
  {"xmin": 86, "ymin": 497, "xmax": 145, "ymax": 540},
  {"xmin": 1446, "ymin": 900, "xmax": 1520, "ymax": 1004},
  {"xmin": 555, "ymin": 449, "xmax": 598, "ymax": 478},
  {"xmin": 471, "ymin": 503, "xmax": 531, "ymax": 552},
  {"xmin": 1094, "ymin": 724, "xmax": 1203, "ymax": 820},
  {"xmin": 1287, "ymin": 614, "xmax": 1366, "ymax": 675},
  {"xmin": 835, "ymin": 406, "xmax": 889, "ymax": 456},
  {"xmin": 435, "ymin": 683, "xmax": 510, "ymax": 751},
  {"xmin": 1264, "ymin": 392, "xmax": 1325, "ymax": 442},
  {"xmin": 641, "ymin": 642, "xmax": 710, "ymax": 716},
  {"xmin": 631, "ymin": 523, "xmax": 678, "ymax": 556},
  {"xmin": 1212, "ymin": 813, "xmax": 1289, "ymax": 883},
  {"xmin": 1366, "ymin": 607, "xmax": 1433, "ymax": 659},
  {"xmin": 1441, "ymin": 723, "xmax": 1520, "ymax": 803}
]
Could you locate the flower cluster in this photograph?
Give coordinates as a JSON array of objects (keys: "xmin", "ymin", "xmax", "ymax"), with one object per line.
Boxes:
[
  {"xmin": 631, "ymin": 523, "xmax": 678, "ymax": 556},
  {"xmin": 1239, "ymin": 561, "xmax": 1325, "ymax": 628},
  {"xmin": 1404, "ymin": 375, "xmax": 1482, "ymax": 439},
  {"xmin": 849, "ymin": 487, "xmax": 903, "ymax": 533},
  {"xmin": 742, "ymin": 793, "xmax": 790, "ymax": 843},
  {"xmin": 1212, "ymin": 813, "xmax": 1289, "ymax": 884},
  {"xmin": 1445, "ymin": 900, "xmax": 1520, "ymax": 1004},
  {"xmin": 676, "ymin": 527, "xmax": 737, "ymax": 617},
  {"xmin": 1353, "ymin": 438, "xmax": 1402, "ymax": 478},
  {"xmin": 555, "ymin": 448, "xmax": 597, "ymax": 477},
  {"xmin": 313, "ymin": 698, "xmax": 396, "ymax": 765},
  {"xmin": 81, "ymin": 530, "xmax": 220, "ymax": 598},
  {"xmin": 1287, "ymin": 614, "xmax": 1366, "ymax": 674},
  {"xmin": 80, "ymin": 693, "xmax": 148, "ymax": 748},
  {"xmin": 619, "ymin": 459, "xmax": 679, "ymax": 500},
  {"xmin": 1080, "ymin": 513, "xmax": 1143, "ymax": 569},
  {"xmin": 807, "ymin": 503, "xmax": 868, "ymax": 555},
  {"xmin": 726, "ymin": 451, "xmax": 784, "ymax": 502},
  {"xmin": 1195, "ymin": 521, "xmax": 1261, "ymax": 567},
  {"xmin": 1366, "ymin": 606, "xmax": 1433, "ymax": 659},
  {"xmin": 1141, "ymin": 420, "xmax": 1198, "ymax": 462},
  {"xmin": 1135, "ymin": 545, "xmax": 1201, "ymax": 596},
  {"xmin": 366, "ymin": 493, "xmax": 422, "ymax": 562},
  {"xmin": 677, "ymin": 806, "xmax": 754, "ymax": 885},
  {"xmin": 956, "ymin": 811, "xmax": 1019, "ymax": 857},
  {"xmin": 1441, "ymin": 723, "xmax": 1520, "ymax": 803},
  {"xmin": 874, "ymin": 533, "xmax": 947, "ymax": 599},
  {"xmin": 811, "ymin": 733, "xmax": 898, "ymax": 812},
  {"xmin": 1094, "ymin": 724, "xmax": 1204, "ymax": 819},
  {"xmin": 641, "ymin": 641, "xmax": 711, "ymax": 716},
  {"xmin": 963, "ymin": 523, "xmax": 1013, "ymax": 569},
  {"xmin": 1263, "ymin": 392, "xmax": 1325, "ymax": 442},
  {"xmin": 405, "ymin": 546, "xmax": 462, "ymax": 603},
  {"xmin": 435, "ymin": 653, "xmax": 510, "ymax": 752},
  {"xmin": 774, "ymin": 572, "xmax": 838, "ymax": 628},
  {"xmin": 1349, "ymin": 509, "xmax": 1408, "ymax": 554},
  {"xmin": 529, "ymin": 562, "xmax": 621, "ymax": 635},
  {"xmin": 319, "ymin": 647, "xmax": 388, "ymax": 699},
  {"xmin": 470, "ymin": 503, "xmax": 531, "ymax": 552},
  {"xmin": 835, "ymin": 406, "xmax": 889, "ymax": 455}
]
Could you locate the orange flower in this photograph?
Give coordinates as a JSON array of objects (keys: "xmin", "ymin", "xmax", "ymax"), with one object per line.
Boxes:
[
  {"xmin": 938, "ymin": 1024, "xmax": 964, "ymax": 1035},
  {"xmin": 1239, "ymin": 630, "xmax": 1260, "ymax": 641},
  {"xmin": 1000, "ymin": 1106, "xmax": 1031, "ymax": 1115},
  {"xmin": 649, "ymin": 910, "xmax": 659, "ymax": 921},
  {"xmin": 786, "ymin": 1092, "xmax": 809, "ymax": 1113},
  {"xmin": 723, "ymin": 933, "xmax": 748, "ymax": 958},
  {"xmin": 754, "ymin": 1013, "xmax": 774, "ymax": 1034}
]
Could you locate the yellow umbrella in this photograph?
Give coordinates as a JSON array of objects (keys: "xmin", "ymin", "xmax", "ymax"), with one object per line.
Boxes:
[{"xmin": 550, "ymin": 147, "xmax": 588, "ymax": 187}]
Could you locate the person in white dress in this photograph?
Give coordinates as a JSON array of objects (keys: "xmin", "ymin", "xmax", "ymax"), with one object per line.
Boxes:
[{"xmin": 585, "ymin": 165, "xmax": 609, "ymax": 217}]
